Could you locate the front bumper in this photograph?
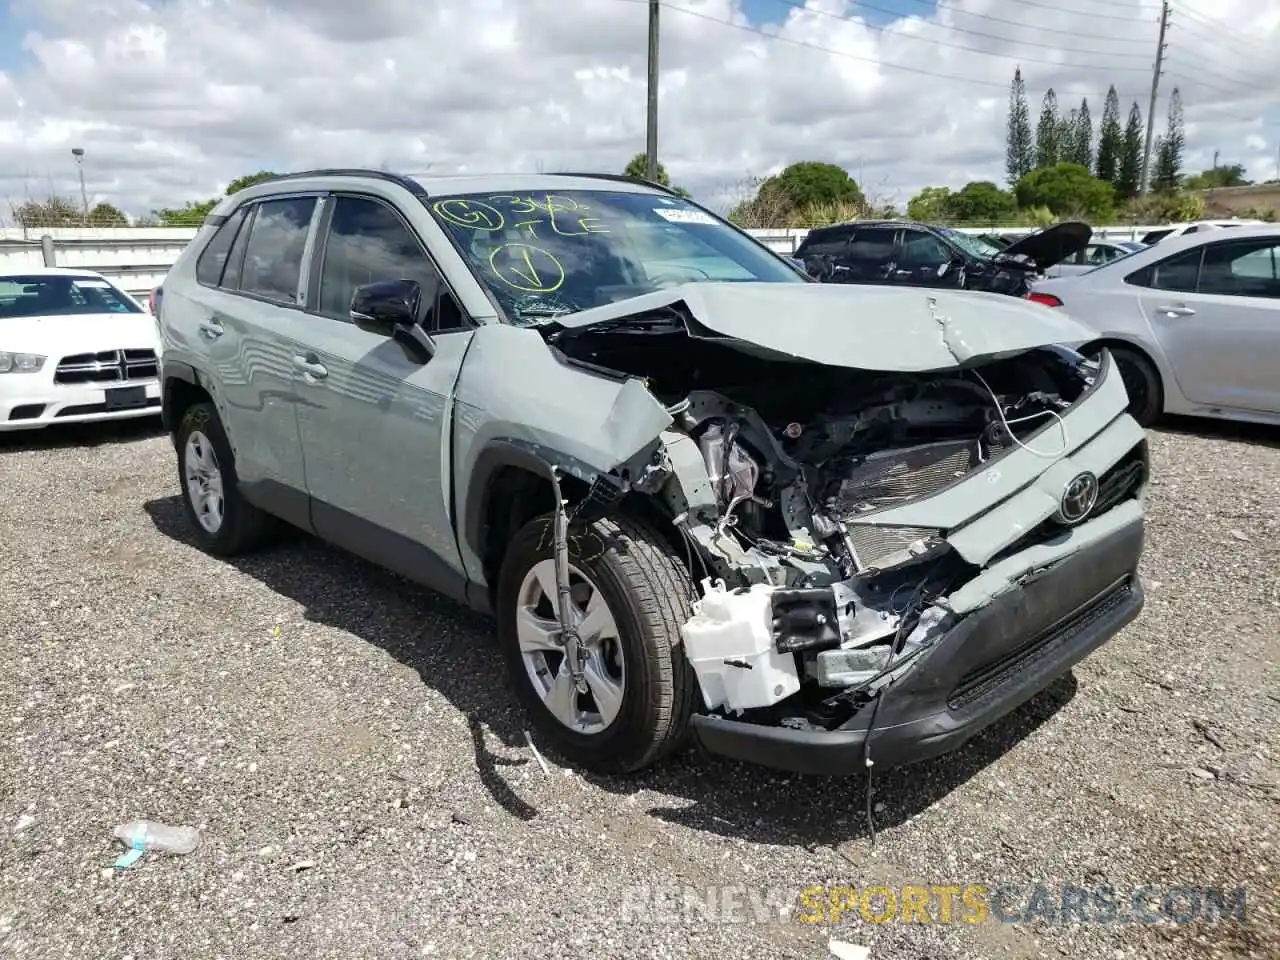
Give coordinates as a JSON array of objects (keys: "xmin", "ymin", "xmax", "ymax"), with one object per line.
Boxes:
[
  {"xmin": 689, "ymin": 510, "xmax": 1145, "ymax": 776},
  {"xmin": 0, "ymin": 379, "xmax": 161, "ymax": 431}
]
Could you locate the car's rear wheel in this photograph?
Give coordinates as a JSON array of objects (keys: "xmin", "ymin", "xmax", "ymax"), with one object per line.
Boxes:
[
  {"xmin": 1100, "ymin": 346, "xmax": 1163, "ymax": 427},
  {"xmin": 496, "ymin": 512, "xmax": 697, "ymax": 774},
  {"xmin": 175, "ymin": 401, "xmax": 275, "ymax": 556}
]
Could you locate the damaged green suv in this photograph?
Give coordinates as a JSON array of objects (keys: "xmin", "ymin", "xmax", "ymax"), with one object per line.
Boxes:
[{"xmin": 157, "ymin": 169, "xmax": 1148, "ymax": 775}]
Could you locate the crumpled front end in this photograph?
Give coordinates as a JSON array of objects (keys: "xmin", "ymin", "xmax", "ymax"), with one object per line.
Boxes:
[{"xmin": 544, "ymin": 291, "xmax": 1149, "ymax": 773}]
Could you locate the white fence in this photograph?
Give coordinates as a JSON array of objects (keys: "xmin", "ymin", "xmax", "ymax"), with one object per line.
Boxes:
[{"xmin": 1, "ymin": 222, "xmax": 1165, "ymax": 296}]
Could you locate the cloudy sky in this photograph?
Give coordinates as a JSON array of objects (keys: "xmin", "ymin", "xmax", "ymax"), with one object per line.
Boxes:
[{"xmin": 0, "ymin": 0, "xmax": 1277, "ymax": 219}]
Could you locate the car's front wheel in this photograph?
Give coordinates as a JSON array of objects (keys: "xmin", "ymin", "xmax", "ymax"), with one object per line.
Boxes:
[
  {"xmin": 175, "ymin": 401, "xmax": 275, "ymax": 556},
  {"xmin": 496, "ymin": 512, "xmax": 697, "ymax": 774}
]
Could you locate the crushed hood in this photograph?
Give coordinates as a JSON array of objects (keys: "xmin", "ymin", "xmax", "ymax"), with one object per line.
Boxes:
[
  {"xmin": 998, "ymin": 221, "xmax": 1092, "ymax": 271},
  {"xmin": 550, "ymin": 281, "xmax": 1098, "ymax": 372}
]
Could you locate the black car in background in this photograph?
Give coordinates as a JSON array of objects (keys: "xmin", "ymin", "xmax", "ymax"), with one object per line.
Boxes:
[{"xmin": 794, "ymin": 219, "xmax": 1091, "ymax": 297}]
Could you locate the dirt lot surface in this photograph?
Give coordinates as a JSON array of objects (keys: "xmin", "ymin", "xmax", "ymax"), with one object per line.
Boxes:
[{"xmin": 1, "ymin": 416, "xmax": 1276, "ymax": 960}]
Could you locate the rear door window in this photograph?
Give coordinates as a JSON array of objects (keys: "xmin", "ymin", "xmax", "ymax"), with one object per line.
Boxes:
[
  {"xmin": 238, "ymin": 197, "xmax": 318, "ymax": 303},
  {"xmin": 846, "ymin": 228, "xmax": 897, "ymax": 263},
  {"xmin": 1126, "ymin": 247, "xmax": 1202, "ymax": 292}
]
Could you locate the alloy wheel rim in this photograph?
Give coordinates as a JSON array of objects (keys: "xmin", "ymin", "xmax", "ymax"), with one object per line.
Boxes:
[
  {"xmin": 516, "ymin": 560, "xmax": 626, "ymax": 735},
  {"xmin": 183, "ymin": 430, "xmax": 225, "ymax": 534}
]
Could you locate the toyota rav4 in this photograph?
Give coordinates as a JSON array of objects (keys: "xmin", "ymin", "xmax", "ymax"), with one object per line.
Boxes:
[{"xmin": 156, "ymin": 169, "xmax": 1148, "ymax": 776}]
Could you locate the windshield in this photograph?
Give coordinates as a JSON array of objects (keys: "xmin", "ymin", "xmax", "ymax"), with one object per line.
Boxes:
[
  {"xmin": 427, "ymin": 189, "xmax": 805, "ymax": 325},
  {"xmin": 938, "ymin": 228, "xmax": 1004, "ymax": 259},
  {"xmin": 0, "ymin": 275, "xmax": 141, "ymax": 319}
]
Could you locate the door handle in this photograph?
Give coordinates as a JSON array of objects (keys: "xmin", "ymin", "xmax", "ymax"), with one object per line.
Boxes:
[
  {"xmin": 1157, "ymin": 304, "xmax": 1196, "ymax": 317},
  {"xmin": 894, "ymin": 269, "xmax": 912, "ymax": 277},
  {"xmin": 292, "ymin": 355, "xmax": 328, "ymax": 379},
  {"xmin": 198, "ymin": 321, "xmax": 224, "ymax": 340}
]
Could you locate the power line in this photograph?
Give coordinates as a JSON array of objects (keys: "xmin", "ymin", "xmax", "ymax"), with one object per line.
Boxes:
[
  {"xmin": 941, "ymin": 0, "xmax": 1155, "ymax": 25},
  {"xmin": 761, "ymin": 0, "xmax": 1154, "ymax": 64},
  {"xmin": 1169, "ymin": 0, "xmax": 1276, "ymax": 55},
  {"xmin": 906, "ymin": 0, "xmax": 1154, "ymax": 39},
  {"xmin": 620, "ymin": 1, "xmax": 1154, "ymax": 99}
]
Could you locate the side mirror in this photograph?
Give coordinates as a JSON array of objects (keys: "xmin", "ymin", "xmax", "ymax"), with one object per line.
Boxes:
[
  {"xmin": 349, "ymin": 279, "xmax": 435, "ymax": 362},
  {"xmin": 350, "ymin": 279, "xmax": 421, "ymax": 329}
]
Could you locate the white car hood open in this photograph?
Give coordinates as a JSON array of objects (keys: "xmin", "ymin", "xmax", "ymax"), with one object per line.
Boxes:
[
  {"xmin": 2, "ymin": 313, "xmax": 159, "ymax": 356},
  {"xmin": 551, "ymin": 281, "xmax": 1098, "ymax": 372}
]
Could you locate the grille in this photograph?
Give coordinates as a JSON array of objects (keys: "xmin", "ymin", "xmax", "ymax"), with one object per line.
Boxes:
[{"xmin": 54, "ymin": 349, "xmax": 158, "ymax": 385}]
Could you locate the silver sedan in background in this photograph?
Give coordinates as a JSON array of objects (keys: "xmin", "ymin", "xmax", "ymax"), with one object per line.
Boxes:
[
  {"xmin": 1041, "ymin": 239, "xmax": 1146, "ymax": 278},
  {"xmin": 1028, "ymin": 225, "xmax": 1280, "ymax": 427}
]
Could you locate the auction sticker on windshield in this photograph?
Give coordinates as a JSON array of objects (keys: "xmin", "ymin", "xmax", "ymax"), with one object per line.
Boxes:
[{"xmin": 654, "ymin": 208, "xmax": 718, "ymax": 225}]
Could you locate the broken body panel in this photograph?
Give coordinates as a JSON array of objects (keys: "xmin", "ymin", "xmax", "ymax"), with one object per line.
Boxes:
[{"xmin": 455, "ymin": 281, "xmax": 1147, "ymax": 773}]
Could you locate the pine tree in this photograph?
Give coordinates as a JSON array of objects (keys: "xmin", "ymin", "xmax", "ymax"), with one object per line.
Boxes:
[
  {"xmin": 1115, "ymin": 101, "xmax": 1145, "ymax": 199},
  {"xmin": 1096, "ymin": 86, "xmax": 1123, "ymax": 184},
  {"xmin": 1005, "ymin": 67, "xmax": 1034, "ymax": 185},
  {"xmin": 1072, "ymin": 98, "xmax": 1093, "ymax": 168},
  {"xmin": 1035, "ymin": 89, "xmax": 1060, "ymax": 169},
  {"xmin": 1061, "ymin": 107, "xmax": 1079, "ymax": 165},
  {"xmin": 1152, "ymin": 87, "xmax": 1185, "ymax": 193}
]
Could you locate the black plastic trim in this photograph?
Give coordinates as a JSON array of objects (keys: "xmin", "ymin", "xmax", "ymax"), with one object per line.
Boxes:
[
  {"xmin": 238, "ymin": 478, "xmax": 314, "ymax": 534},
  {"xmin": 461, "ymin": 440, "xmax": 556, "ymax": 563},
  {"xmin": 311, "ymin": 499, "xmax": 471, "ymax": 607},
  {"xmin": 159, "ymin": 360, "xmax": 199, "ymax": 432}
]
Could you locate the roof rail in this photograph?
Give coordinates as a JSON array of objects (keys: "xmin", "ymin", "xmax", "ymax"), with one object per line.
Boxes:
[
  {"xmin": 251, "ymin": 168, "xmax": 428, "ymax": 198},
  {"xmin": 546, "ymin": 171, "xmax": 680, "ymax": 197}
]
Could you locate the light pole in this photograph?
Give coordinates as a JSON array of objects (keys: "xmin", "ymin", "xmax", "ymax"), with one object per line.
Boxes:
[{"xmin": 71, "ymin": 147, "xmax": 89, "ymax": 223}]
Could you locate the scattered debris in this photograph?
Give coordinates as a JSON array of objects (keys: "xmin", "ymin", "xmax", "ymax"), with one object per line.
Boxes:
[
  {"xmin": 1190, "ymin": 767, "xmax": 1217, "ymax": 781},
  {"xmin": 12, "ymin": 814, "xmax": 35, "ymax": 834},
  {"xmin": 450, "ymin": 811, "xmax": 471, "ymax": 826},
  {"xmin": 828, "ymin": 937, "xmax": 871, "ymax": 960},
  {"xmin": 524, "ymin": 730, "xmax": 551, "ymax": 776},
  {"xmin": 1229, "ymin": 529, "xmax": 1250, "ymax": 543},
  {"xmin": 111, "ymin": 820, "xmax": 200, "ymax": 869},
  {"xmin": 289, "ymin": 859, "xmax": 317, "ymax": 873},
  {"xmin": 1191, "ymin": 718, "xmax": 1226, "ymax": 751}
]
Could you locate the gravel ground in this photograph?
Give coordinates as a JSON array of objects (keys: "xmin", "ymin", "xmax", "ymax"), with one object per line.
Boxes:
[{"xmin": 1, "ymin": 416, "xmax": 1276, "ymax": 960}]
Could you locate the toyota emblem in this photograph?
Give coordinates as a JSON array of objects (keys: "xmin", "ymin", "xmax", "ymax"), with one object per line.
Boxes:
[{"xmin": 1055, "ymin": 471, "xmax": 1099, "ymax": 525}]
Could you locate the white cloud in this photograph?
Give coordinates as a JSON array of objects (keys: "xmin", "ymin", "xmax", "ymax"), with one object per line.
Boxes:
[{"xmin": 0, "ymin": 0, "xmax": 1277, "ymax": 218}]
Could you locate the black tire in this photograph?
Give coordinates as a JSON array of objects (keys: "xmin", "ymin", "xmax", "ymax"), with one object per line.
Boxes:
[
  {"xmin": 1101, "ymin": 345, "xmax": 1163, "ymax": 427},
  {"xmin": 174, "ymin": 401, "xmax": 276, "ymax": 556},
  {"xmin": 496, "ymin": 511, "xmax": 697, "ymax": 774}
]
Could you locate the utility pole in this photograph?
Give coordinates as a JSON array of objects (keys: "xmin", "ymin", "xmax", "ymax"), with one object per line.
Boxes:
[
  {"xmin": 1212, "ymin": 150, "xmax": 1219, "ymax": 171},
  {"xmin": 645, "ymin": 0, "xmax": 660, "ymax": 181},
  {"xmin": 71, "ymin": 147, "xmax": 89, "ymax": 222},
  {"xmin": 1139, "ymin": 0, "xmax": 1170, "ymax": 196}
]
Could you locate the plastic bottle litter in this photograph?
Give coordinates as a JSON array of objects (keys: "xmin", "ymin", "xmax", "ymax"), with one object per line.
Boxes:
[{"xmin": 112, "ymin": 821, "xmax": 200, "ymax": 868}]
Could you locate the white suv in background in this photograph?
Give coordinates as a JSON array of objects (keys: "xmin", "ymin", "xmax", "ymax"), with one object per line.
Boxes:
[
  {"xmin": 0, "ymin": 267, "xmax": 162, "ymax": 432},
  {"xmin": 1139, "ymin": 218, "xmax": 1267, "ymax": 246}
]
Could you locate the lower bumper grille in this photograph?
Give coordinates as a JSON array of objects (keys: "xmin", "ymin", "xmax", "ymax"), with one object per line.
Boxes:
[
  {"xmin": 948, "ymin": 576, "xmax": 1136, "ymax": 710},
  {"xmin": 54, "ymin": 349, "xmax": 158, "ymax": 385}
]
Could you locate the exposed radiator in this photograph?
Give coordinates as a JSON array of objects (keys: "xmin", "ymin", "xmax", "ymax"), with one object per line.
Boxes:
[
  {"xmin": 828, "ymin": 439, "xmax": 979, "ymax": 569},
  {"xmin": 830, "ymin": 439, "xmax": 978, "ymax": 517}
]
